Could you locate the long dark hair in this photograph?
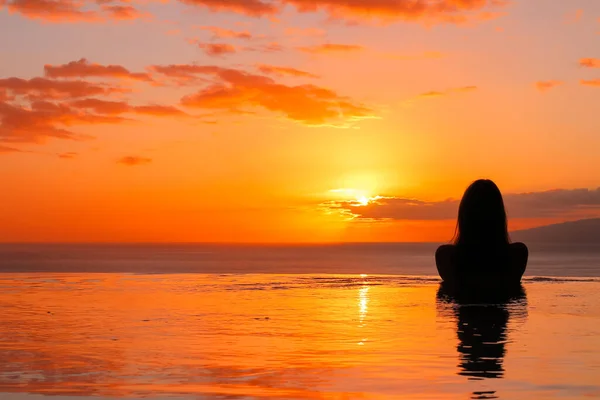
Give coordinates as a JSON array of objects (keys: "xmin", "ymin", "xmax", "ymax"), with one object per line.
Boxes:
[{"xmin": 453, "ymin": 179, "xmax": 510, "ymax": 246}]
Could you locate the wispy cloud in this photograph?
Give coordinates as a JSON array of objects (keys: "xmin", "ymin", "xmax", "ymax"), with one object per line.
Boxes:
[
  {"xmin": 199, "ymin": 26, "xmax": 253, "ymax": 39},
  {"xmin": 0, "ymin": 144, "xmax": 26, "ymax": 153},
  {"xmin": 58, "ymin": 152, "xmax": 78, "ymax": 159},
  {"xmin": 580, "ymin": 58, "xmax": 600, "ymax": 68},
  {"xmin": 535, "ymin": 80, "xmax": 563, "ymax": 92},
  {"xmin": 117, "ymin": 155, "xmax": 152, "ymax": 166},
  {"xmin": 177, "ymin": 0, "xmax": 278, "ymax": 17},
  {"xmin": 44, "ymin": 58, "xmax": 152, "ymax": 81},
  {"xmin": 411, "ymin": 86, "xmax": 477, "ymax": 101},
  {"xmin": 197, "ymin": 42, "xmax": 238, "ymax": 57},
  {"xmin": 152, "ymin": 64, "xmax": 373, "ymax": 126},
  {"xmin": 298, "ymin": 43, "xmax": 364, "ymax": 55},
  {"xmin": 1, "ymin": 0, "xmax": 147, "ymax": 23},
  {"xmin": 256, "ymin": 64, "xmax": 319, "ymax": 78},
  {"xmin": 581, "ymin": 79, "xmax": 600, "ymax": 87}
]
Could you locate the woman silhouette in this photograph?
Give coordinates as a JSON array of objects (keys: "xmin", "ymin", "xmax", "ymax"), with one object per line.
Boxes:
[{"xmin": 436, "ymin": 179, "xmax": 528, "ymax": 293}]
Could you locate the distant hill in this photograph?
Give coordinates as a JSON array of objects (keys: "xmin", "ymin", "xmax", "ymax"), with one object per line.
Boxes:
[{"xmin": 511, "ymin": 218, "xmax": 600, "ymax": 244}]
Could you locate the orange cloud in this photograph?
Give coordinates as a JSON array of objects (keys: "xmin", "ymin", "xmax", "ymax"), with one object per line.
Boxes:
[
  {"xmin": 384, "ymin": 50, "xmax": 445, "ymax": 60},
  {"xmin": 198, "ymin": 43, "xmax": 238, "ymax": 57},
  {"xmin": 246, "ymin": 42, "xmax": 284, "ymax": 53},
  {"xmin": 282, "ymin": 0, "xmax": 507, "ymax": 24},
  {"xmin": 200, "ymin": 26, "xmax": 253, "ymax": 39},
  {"xmin": 155, "ymin": 65, "xmax": 373, "ymax": 125},
  {"xmin": 580, "ymin": 58, "xmax": 600, "ymax": 68},
  {"xmin": 581, "ymin": 79, "xmax": 600, "ymax": 87},
  {"xmin": 133, "ymin": 105, "xmax": 186, "ymax": 116},
  {"xmin": 0, "ymin": 100, "xmax": 120, "ymax": 143},
  {"xmin": 416, "ymin": 86, "xmax": 477, "ymax": 99},
  {"xmin": 101, "ymin": 5, "xmax": 147, "ymax": 20},
  {"xmin": 1, "ymin": 0, "xmax": 146, "ymax": 22},
  {"xmin": 117, "ymin": 156, "xmax": 152, "ymax": 166},
  {"xmin": 71, "ymin": 98, "xmax": 186, "ymax": 117},
  {"xmin": 297, "ymin": 43, "xmax": 364, "ymax": 54},
  {"xmin": 177, "ymin": 0, "xmax": 278, "ymax": 17},
  {"xmin": 284, "ymin": 27, "xmax": 326, "ymax": 37},
  {"xmin": 58, "ymin": 151, "xmax": 77, "ymax": 159},
  {"xmin": 535, "ymin": 80, "xmax": 563, "ymax": 92},
  {"xmin": 256, "ymin": 64, "xmax": 319, "ymax": 78},
  {"xmin": 70, "ymin": 98, "xmax": 130, "ymax": 114},
  {"xmin": 45, "ymin": 58, "xmax": 152, "ymax": 81},
  {"xmin": 0, "ymin": 144, "xmax": 25, "ymax": 153}
]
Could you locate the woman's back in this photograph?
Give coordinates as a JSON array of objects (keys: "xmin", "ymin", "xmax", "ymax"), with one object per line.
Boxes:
[
  {"xmin": 436, "ymin": 242, "xmax": 528, "ymax": 291},
  {"xmin": 435, "ymin": 180, "xmax": 528, "ymax": 292}
]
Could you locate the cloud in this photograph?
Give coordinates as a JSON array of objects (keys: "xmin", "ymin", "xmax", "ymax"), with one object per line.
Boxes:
[
  {"xmin": 44, "ymin": 58, "xmax": 152, "ymax": 82},
  {"xmin": 1, "ymin": 63, "xmax": 186, "ymax": 144},
  {"xmin": 0, "ymin": 100, "xmax": 118, "ymax": 143},
  {"xmin": 70, "ymin": 98, "xmax": 186, "ymax": 116},
  {"xmin": 564, "ymin": 9, "xmax": 583, "ymax": 24},
  {"xmin": 101, "ymin": 5, "xmax": 147, "ymax": 20},
  {"xmin": 323, "ymin": 187, "xmax": 600, "ymax": 221},
  {"xmin": 155, "ymin": 65, "xmax": 373, "ymax": 125},
  {"xmin": 133, "ymin": 104, "xmax": 186, "ymax": 116},
  {"xmin": 580, "ymin": 58, "xmax": 600, "ymax": 68},
  {"xmin": 581, "ymin": 79, "xmax": 600, "ymax": 87},
  {"xmin": 70, "ymin": 98, "xmax": 131, "ymax": 114},
  {"xmin": 245, "ymin": 42, "xmax": 284, "ymax": 53},
  {"xmin": 198, "ymin": 42, "xmax": 238, "ymax": 57},
  {"xmin": 535, "ymin": 80, "xmax": 563, "ymax": 92},
  {"xmin": 200, "ymin": 26, "xmax": 253, "ymax": 39},
  {"xmin": 177, "ymin": 0, "xmax": 278, "ymax": 17},
  {"xmin": 1, "ymin": 0, "xmax": 146, "ymax": 23},
  {"xmin": 384, "ymin": 51, "xmax": 445, "ymax": 60},
  {"xmin": 256, "ymin": 64, "xmax": 319, "ymax": 78},
  {"xmin": 58, "ymin": 151, "xmax": 77, "ymax": 159},
  {"xmin": 297, "ymin": 43, "xmax": 364, "ymax": 54},
  {"xmin": 117, "ymin": 155, "xmax": 152, "ymax": 166},
  {"xmin": 284, "ymin": 27, "xmax": 326, "ymax": 37},
  {"xmin": 0, "ymin": 144, "xmax": 25, "ymax": 153},
  {"xmin": 414, "ymin": 86, "xmax": 477, "ymax": 100},
  {"xmin": 282, "ymin": 0, "xmax": 507, "ymax": 24},
  {"xmin": 0, "ymin": 77, "xmax": 123, "ymax": 99}
]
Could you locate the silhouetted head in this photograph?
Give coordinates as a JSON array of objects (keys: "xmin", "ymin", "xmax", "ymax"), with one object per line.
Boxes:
[{"xmin": 453, "ymin": 179, "xmax": 510, "ymax": 246}]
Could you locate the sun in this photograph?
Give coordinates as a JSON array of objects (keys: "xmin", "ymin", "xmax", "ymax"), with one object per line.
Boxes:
[
  {"xmin": 356, "ymin": 195, "xmax": 370, "ymax": 206},
  {"xmin": 328, "ymin": 188, "xmax": 378, "ymax": 206}
]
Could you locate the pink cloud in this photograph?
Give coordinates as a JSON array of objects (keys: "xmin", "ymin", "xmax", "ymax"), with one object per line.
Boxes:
[
  {"xmin": 45, "ymin": 58, "xmax": 152, "ymax": 81},
  {"xmin": 198, "ymin": 42, "xmax": 238, "ymax": 57},
  {"xmin": 200, "ymin": 26, "xmax": 253, "ymax": 39}
]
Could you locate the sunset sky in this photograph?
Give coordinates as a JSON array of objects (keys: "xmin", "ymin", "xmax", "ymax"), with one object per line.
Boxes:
[{"xmin": 1, "ymin": 0, "xmax": 599, "ymax": 242}]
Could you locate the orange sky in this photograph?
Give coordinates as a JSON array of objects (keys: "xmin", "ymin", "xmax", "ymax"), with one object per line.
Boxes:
[{"xmin": 1, "ymin": 0, "xmax": 600, "ymax": 242}]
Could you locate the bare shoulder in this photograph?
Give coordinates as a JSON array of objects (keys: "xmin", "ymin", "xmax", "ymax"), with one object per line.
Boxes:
[
  {"xmin": 509, "ymin": 242, "xmax": 529, "ymax": 259},
  {"xmin": 435, "ymin": 244, "xmax": 456, "ymax": 282},
  {"xmin": 509, "ymin": 242, "xmax": 528, "ymax": 279},
  {"xmin": 436, "ymin": 244, "xmax": 456, "ymax": 259}
]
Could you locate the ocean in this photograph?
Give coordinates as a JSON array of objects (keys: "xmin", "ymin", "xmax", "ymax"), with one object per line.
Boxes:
[{"xmin": 0, "ymin": 243, "xmax": 599, "ymax": 399}]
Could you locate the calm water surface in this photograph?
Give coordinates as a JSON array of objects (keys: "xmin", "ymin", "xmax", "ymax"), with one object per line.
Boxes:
[{"xmin": 1, "ymin": 273, "xmax": 599, "ymax": 399}]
